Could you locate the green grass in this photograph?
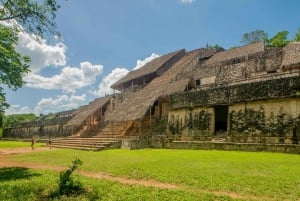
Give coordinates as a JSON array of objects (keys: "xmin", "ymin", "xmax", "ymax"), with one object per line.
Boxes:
[
  {"xmin": 2, "ymin": 147, "xmax": 300, "ymax": 200},
  {"xmin": 0, "ymin": 140, "xmax": 44, "ymax": 148},
  {"xmin": 0, "ymin": 168, "xmax": 238, "ymax": 201}
]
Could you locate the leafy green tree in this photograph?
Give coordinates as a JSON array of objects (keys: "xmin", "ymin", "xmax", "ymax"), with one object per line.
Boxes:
[
  {"xmin": 0, "ymin": 25, "xmax": 30, "ymax": 112},
  {"xmin": 241, "ymin": 30, "xmax": 268, "ymax": 45},
  {"xmin": 0, "ymin": 0, "xmax": 61, "ymax": 37},
  {"xmin": 0, "ymin": 0, "xmax": 61, "ymax": 112},
  {"xmin": 268, "ymin": 31, "xmax": 290, "ymax": 47},
  {"xmin": 206, "ymin": 44, "xmax": 225, "ymax": 51},
  {"xmin": 293, "ymin": 27, "xmax": 300, "ymax": 42}
]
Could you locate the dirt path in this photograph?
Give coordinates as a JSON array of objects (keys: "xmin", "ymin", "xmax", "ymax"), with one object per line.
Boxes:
[{"xmin": 0, "ymin": 147, "xmax": 274, "ymax": 201}]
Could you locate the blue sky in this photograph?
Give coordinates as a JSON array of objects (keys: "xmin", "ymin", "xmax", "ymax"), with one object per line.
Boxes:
[{"xmin": 4, "ymin": 0, "xmax": 300, "ymax": 115}]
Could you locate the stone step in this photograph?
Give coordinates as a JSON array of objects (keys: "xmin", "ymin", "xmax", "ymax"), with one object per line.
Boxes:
[
  {"xmin": 55, "ymin": 137, "xmax": 119, "ymax": 141},
  {"xmin": 51, "ymin": 137, "xmax": 122, "ymax": 151},
  {"xmin": 211, "ymin": 138, "xmax": 227, "ymax": 143},
  {"xmin": 52, "ymin": 141, "xmax": 113, "ymax": 146},
  {"xmin": 50, "ymin": 144, "xmax": 104, "ymax": 151}
]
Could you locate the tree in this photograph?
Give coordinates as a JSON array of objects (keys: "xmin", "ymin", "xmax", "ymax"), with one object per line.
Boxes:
[
  {"xmin": 206, "ymin": 44, "xmax": 225, "ymax": 51},
  {"xmin": 0, "ymin": 0, "xmax": 61, "ymax": 112},
  {"xmin": 241, "ymin": 30, "xmax": 268, "ymax": 45},
  {"xmin": 0, "ymin": 25, "xmax": 30, "ymax": 112},
  {"xmin": 268, "ymin": 31, "xmax": 290, "ymax": 47},
  {"xmin": 0, "ymin": 0, "xmax": 61, "ymax": 37},
  {"xmin": 293, "ymin": 27, "xmax": 300, "ymax": 42}
]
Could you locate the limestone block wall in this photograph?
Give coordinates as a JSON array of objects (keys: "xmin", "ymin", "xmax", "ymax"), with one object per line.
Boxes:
[
  {"xmin": 189, "ymin": 47, "xmax": 284, "ymax": 87},
  {"xmin": 168, "ymin": 107, "xmax": 213, "ymax": 140},
  {"xmin": 281, "ymin": 42, "xmax": 300, "ymax": 70},
  {"xmin": 4, "ymin": 116, "xmax": 73, "ymax": 138},
  {"xmin": 4, "ymin": 124, "xmax": 72, "ymax": 139},
  {"xmin": 228, "ymin": 98, "xmax": 300, "ymax": 144}
]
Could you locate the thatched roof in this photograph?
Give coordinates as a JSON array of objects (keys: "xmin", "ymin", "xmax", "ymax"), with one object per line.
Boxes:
[
  {"xmin": 106, "ymin": 49, "xmax": 207, "ymax": 122},
  {"xmin": 106, "ymin": 79, "xmax": 191, "ymax": 122},
  {"xmin": 204, "ymin": 42, "xmax": 265, "ymax": 65},
  {"xmin": 66, "ymin": 96, "xmax": 112, "ymax": 126},
  {"xmin": 111, "ymin": 49, "xmax": 185, "ymax": 90}
]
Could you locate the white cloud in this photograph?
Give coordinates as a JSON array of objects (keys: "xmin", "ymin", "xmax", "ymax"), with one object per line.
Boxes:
[
  {"xmin": 92, "ymin": 67, "xmax": 129, "ymax": 96},
  {"xmin": 24, "ymin": 62, "xmax": 104, "ymax": 93},
  {"xmin": 133, "ymin": 53, "xmax": 160, "ymax": 70},
  {"xmin": 180, "ymin": 0, "xmax": 195, "ymax": 4},
  {"xmin": 5, "ymin": 105, "xmax": 31, "ymax": 115},
  {"xmin": 33, "ymin": 94, "xmax": 86, "ymax": 115},
  {"xmin": 92, "ymin": 53, "xmax": 160, "ymax": 96},
  {"xmin": 16, "ymin": 32, "xmax": 67, "ymax": 72}
]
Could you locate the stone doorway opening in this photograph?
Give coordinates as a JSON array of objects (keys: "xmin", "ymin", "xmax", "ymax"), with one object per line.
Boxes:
[{"xmin": 214, "ymin": 106, "xmax": 228, "ymax": 136}]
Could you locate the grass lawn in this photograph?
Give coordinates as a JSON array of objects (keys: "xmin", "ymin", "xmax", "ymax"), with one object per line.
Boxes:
[
  {"xmin": 1, "ymin": 141, "xmax": 300, "ymax": 200},
  {"xmin": 0, "ymin": 140, "xmax": 44, "ymax": 148}
]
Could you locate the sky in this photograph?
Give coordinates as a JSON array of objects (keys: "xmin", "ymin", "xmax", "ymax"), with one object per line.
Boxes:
[{"xmin": 4, "ymin": 0, "xmax": 300, "ymax": 115}]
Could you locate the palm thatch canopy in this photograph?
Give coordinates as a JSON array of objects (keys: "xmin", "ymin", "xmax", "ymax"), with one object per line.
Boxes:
[
  {"xmin": 106, "ymin": 79, "xmax": 191, "ymax": 122},
  {"xmin": 66, "ymin": 96, "xmax": 112, "ymax": 127},
  {"xmin": 204, "ymin": 42, "xmax": 265, "ymax": 65},
  {"xmin": 106, "ymin": 48, "xmax": 211, "ymax": 122},
  {"xmin": 111, "ymin": 49, "xmax": 185, "ymax": 91}
]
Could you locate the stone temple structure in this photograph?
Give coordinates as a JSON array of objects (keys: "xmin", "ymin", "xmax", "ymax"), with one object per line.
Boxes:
[{"xmin": 4, "ymin": 42, "xmax": 300, "ymax": 153}]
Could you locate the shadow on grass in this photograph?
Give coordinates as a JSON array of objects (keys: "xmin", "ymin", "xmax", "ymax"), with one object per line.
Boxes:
[{"xmin": 0, "ymin": 167, "xmax": 41, "ymax": 181}]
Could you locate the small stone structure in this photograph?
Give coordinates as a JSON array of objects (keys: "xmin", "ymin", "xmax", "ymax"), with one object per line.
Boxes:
[{"xmin": 4, "ymin": 42, "xmax": 300, "ymax": 152}]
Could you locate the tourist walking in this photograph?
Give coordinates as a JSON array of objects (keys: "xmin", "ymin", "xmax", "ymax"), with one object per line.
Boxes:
[{"xmin": 31, "ymin": 136, "xmax": 35, "ymax": 150}]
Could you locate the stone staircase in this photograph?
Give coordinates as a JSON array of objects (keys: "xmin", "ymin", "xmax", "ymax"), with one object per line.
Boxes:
[
  {"xmin": 95, "ymin": 122, "xmax": 133, "ymax": 137},
  {"xmin": 50, "ymin": 137, "xmax": 121, "ymax": 151}
]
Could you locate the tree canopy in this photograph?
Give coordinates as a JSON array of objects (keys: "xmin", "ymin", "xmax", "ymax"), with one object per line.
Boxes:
[
  {"xmin": 0, "ymin": 0, "xmax": 61, "ymax": 112},
  {"xmin": 268, "ymin": 31, "xmax": 290, "ymax": 47},
  {"xmin": 293, "ymin": 27, "xmax": 300, "ymax": 42},
  {"xmin": 241, "ymin": 30, "xmax": 268, "ymax": 45},
  {"xmin": 0, "ymin": 0, "xmax": 61, "ymax": 37},
  {"xmin": 241, "ymin": 29, "xmax": 300, "ymax": 47},
  {"xmin": 0, "ymin": 25, "xmax": 30, "ymax": 111}
]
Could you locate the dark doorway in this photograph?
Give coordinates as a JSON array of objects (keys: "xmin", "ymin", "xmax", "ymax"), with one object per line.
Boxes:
[{"xmin": 214, "ymin": 106, "xmax": 228, "ymax": 135}]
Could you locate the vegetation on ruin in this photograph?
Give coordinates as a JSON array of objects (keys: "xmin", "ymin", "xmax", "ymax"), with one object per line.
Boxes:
[
  {"xmin": 241, "ymin": 28, "xmax": 300, "ymax": 46},
  {"xmin": 1, "ymin": 145, "xmax": 299, "ymax": 200}
]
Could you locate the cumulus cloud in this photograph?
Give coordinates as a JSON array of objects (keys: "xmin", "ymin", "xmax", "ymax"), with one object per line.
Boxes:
[
  {"xmin": 180, "ymin": 0, "xmax": 195, "ymax": 4},
  {"xmin": 5, "ymin": 105, "xmax": 31, "ymax": 115},
  {"xmin": 133, "ymin": 53, "xmax": 160, "ymax": 70},
  {"xmin": 92, "ymin": 67, "xmax": 129, "ymax": 96},
  {"xmin": 16, "ymin": 32, "xmax": 67, "ymax": 72},
  {"xmin": 92, "ymin": 53, "xmax": 160, "ymax": 96},
  {"xmin": 33, "ymin": 94, "xmax": 86, "ymax": 115},
  {"xmin": 24, "ymin": 62, "xmax": 104, "ymax": 93}
]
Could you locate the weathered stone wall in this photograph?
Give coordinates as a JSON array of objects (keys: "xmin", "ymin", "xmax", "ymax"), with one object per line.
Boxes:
[
  {"xmin": 169, "ymin": 76, "xmax": 300, "ymax": 144},
  {"xmin": 166, "ymin": 141, "xmax": 300, "ymax": 154},
  {"xmin": 120, "ymin": 136, "xmax": 300, "ymax": 154},
  {"xmin": 168, "ymin": 107, "xmax": 213, "ymax": 140},
  {"xmin": 4, "ymin": 124, "xmax": 72, "ymax": 138},
  {"xmin": 228, "ymin": 98, "xmax": 300, "ymax": 144},
  {"xmin": 167, "ymin": 98, "xmax": 299, "ymax": 144},
  {"xmin": 190, "ymin": 47, "xmax": 283, "ymax": 87},
  {"xmin": 4, "ymin": 116, "xmax": 73, "ymax": 138},
  {"xmin": 170, "ymin": 76, "xmax": 300, "ymax": 109},
  {"xmin": 281, "ymin": 42, "xmax": 300, "ymax": 70}
]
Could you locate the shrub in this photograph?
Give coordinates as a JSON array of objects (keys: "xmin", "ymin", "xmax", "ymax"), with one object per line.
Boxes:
[{"xmin": 58, "ymin": 158, "xmax": 84, "ymax": 196}]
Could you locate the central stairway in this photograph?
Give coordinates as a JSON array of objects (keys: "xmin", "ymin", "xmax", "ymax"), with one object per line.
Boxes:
[{"xmin": 50, "ymin": 137, "xmax": 122, "ymax": 151}]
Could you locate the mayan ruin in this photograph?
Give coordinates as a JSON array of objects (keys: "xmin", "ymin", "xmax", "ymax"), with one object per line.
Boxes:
[{"xmin": 4, "ymin": 42, "xmax": 300, "ymax": 153}]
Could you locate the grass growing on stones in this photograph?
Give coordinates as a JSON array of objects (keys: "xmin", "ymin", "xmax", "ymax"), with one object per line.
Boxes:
[{"xmin": 4, "ymin": 148, "xmax": 300, "ymax": 200}]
